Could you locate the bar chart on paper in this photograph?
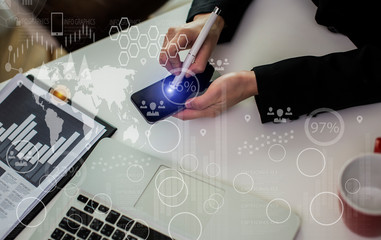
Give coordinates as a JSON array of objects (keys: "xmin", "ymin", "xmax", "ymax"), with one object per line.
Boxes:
[{"xmin": 0, "ymin": 84, "xmax": 90, "ymax": 187}]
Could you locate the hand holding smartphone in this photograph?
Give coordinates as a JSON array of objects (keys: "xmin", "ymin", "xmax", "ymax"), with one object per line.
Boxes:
[{"xmin": 131, "ymin": 63, "xmax": 218, "ymax": 124}]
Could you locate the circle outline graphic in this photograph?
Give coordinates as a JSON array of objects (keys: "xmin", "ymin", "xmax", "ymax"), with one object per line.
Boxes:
[
  {"xmin": 147, "ymin": 120, "xmax": 181, "ymax": 154},
  {"xmin": 265, "ymin": 198, "xmax": 292, "ymax": 224},
  {"xmin": 168, "ymin": 212, "xmax": 202, "ymax": 240},
  {"xmin": 16, "ymin": 197, "xmax": 47, "ymax": 228},
  {"xmin": 296, "ymin": 148, "xmax": 326, "ymax": 177},
  {"xmin": 268, "ymin": 144, "xmax": 286, "ymax": 162},
  {"xmin": 304, "ymin": 108, "xmax": 345, "ymax": 146},
  {"xmin": 309, "ymin": 191, "xmax": 344, "ymax": 226},
  {"xmin": 233, "ymin": 173, "xmax": 254, "ymax": 194}
]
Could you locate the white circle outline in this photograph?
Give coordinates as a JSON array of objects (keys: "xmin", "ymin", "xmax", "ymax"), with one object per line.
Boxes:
[
  {"xmin": 203, "ymin": 198, "xmax": 219, "ymax": 215},
  {"xmin": 38, "ymin": 174, "xmax": 57, "ymax": 193},
  {"xmin": 147, "ymin": 120, "xmax": 181, "ymax": 154},
  {"xmin": 344, "ymin": 178, "xmax": 361, "ymax": 195},
  {"xmin": 16, "ymin": 197, "xmax": 47, "ymax": 228},
  {"xmin": 157, "ymin": 178, "xmax": 188, "ymax": 208},
  {"xmin": 268, "ymin": 144, "xmax": 286, "ymax": 162},
  {"xmin": 161, "ymin": 68, "xmax": 201, "ymax": 106},
  {"xmin": 67, "ymin": 213, "xmax": 83, "ymax": 228},
  {"xmin": 179, "ymin": 154, "xmax": 199, "ymax": 173},
  {"xmin": 126, "ymin": 164, "xmax": 145, "ymax": 183},
  {"xmin": 266, "ymin": 198, "xmax": 292, "ymax": 224},
  {"xmin": 132, "ymin": 219, "xmax": 151, "ymax": 240},
  {"xmin": 157, "ymin": 176, "xmax": 185, "ymax": 198},
  {"xmin": 208, "ymin": 193, "xmax": 224, "ymax": 209},
  {"xmin": 6, "ymin": 140, "xmax": 40, "ymax": 174},
  {"xmin": 205, "ymin": 162, "xmax": 220, "ymax": 178},
  {"xmin": 296, "ymin": 148, "xmax": 326, "ymax": 177},
  {"xmin": 92, "ymin": 193, "xmax": 113, "ymax": 214},
  {"xmin": 64, "ymin": 183, "xmax": 79, "ymax": 198},
  {"xmin": 154, "ymin": 168, "xmax": 185, "ymax": 197},
  {"xmin": 304, "ymin": 108, "xmax": 345, "ymax": 146},
  {"xmin": 309, "ymin": 191, "xmax": 344, "ymax": 226},
  {"xmin": 233, "ymin": 173, "xmax": 254, "ymax": 194},
  {"xmin": 168, "ymin": 212, "xmax": 202, "ymax": 240}
]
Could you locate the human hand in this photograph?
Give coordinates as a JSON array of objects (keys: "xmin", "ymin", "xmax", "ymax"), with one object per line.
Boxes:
[
  {"xmin": 159, "ymin": 13, "xmax": 224, "ymax": 77},
  {"xmin": 174, "ymin": 71, "xmax": 258, "ymax": 120}
]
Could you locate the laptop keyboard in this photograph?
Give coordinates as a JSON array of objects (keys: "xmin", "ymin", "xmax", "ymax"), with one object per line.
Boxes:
[{"xmin": 49, "ymin": 193, "xmax": 172, "ymax": 240}]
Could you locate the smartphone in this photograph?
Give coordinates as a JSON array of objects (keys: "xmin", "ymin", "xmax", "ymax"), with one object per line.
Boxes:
[
  {"xmin": 51, "ymin": 12, "xmax": 63, "ymax": 36},
  {"xmin": 131, "ymin": 63, "xmax": 218, "ymax": 124}
]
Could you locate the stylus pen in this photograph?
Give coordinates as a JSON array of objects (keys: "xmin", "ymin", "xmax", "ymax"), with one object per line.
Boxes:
[{"xmin": 171, "ymin": 6, "xmax": 221, "ymax": 88}]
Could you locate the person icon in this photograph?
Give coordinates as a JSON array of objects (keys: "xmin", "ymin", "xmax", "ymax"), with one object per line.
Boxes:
[
  {"xmin": 147, "ymin": 102, "xmax": 159, "ymax": 116},
  {"xmin": 285, "ymin": 107, "xmax": 292, "ymax": 116},
  {"xmin": 267, "ymin": 107, "xmax": 274, "ymax": 115},
  {"xmin": 274, "ymin": 109, "xmax": 286, "ymax": 123},
  {"xmin": 223, "ymin": 58, "xmax": 229, "ymax": 66},
  {"xmin": 215, "ymin": 59, "xmax": 224, "ymax": 71},
  {"xmin": 15, "ymin": 160, "xmax": 27, "ymax": 167},
  {"xmin": 140, "ymin": 100, "xmax": 147, "ymax": 109},
  {"xmin": 158, "ymin": 100, "xmax": 165, "ymax": 109},
  {"xmin": 8, "ymin": 150, "xmax": 16, "ymax": 160}
]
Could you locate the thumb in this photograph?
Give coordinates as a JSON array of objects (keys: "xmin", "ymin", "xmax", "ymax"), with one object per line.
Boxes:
[{"xmin": 185, "ymin": 90, "xmax": 215, "ymax": 110}]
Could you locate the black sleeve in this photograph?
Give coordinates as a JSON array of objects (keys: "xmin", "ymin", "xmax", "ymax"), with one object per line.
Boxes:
[
  {"xmin": 186, "ymin": 0, "xmax": 253, "ymax": 42},
  {"xmin": 253, "ymin": 44, "xmax": 381, "ymax": 123}
]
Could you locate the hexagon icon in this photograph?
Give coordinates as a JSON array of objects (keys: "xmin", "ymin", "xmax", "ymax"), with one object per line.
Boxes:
[
  {"xmin": 119, "ymin": 17, "xmax": 130, "ymax": 32},
  {"xmin": 158, "ymin": 34, "xmax": 169, "ymax": 49},
  {"xmin": 128, "ymin": 43, "xmax": 140, "ymax": 58},
  {"xmin": 159, "ymin": 51, "xmax": 169, "ymax": 66},
  {"xmin": 177, "ymin": 34, "xmax": 188, "ymax": 50},
  {"xmin": 138, "ymin": 34, "xmax": 149, "ymax": 49},
  {"xmin": 168, "ymin": 42, "xmax": 178, "ymax": 58},
  {"xmin": 109, "ymin": 26, "xmax": 120, "ymax": 41},
  {"xmin": 148, "ymin": 25, "xmax": 159, "ymax": 40},
  {"xmin": 118, "ymin": 51, "xmax": 129, "ymax": 66},
  {"xmin": 128, "ymin": 26, "xmax": 140, "ymax": 41},
  {"xmin": 148, "ymin": 43, "xmax": 159, "ymax": 58},
  {"xmin": 118, "ymin": 34, "xmax": 129, "ymax": 49}
]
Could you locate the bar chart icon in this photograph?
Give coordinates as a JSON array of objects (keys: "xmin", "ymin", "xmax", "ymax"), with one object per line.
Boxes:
[{"xmin": 21, "ymin": 0, "xmax": 33, "ymax": 6}]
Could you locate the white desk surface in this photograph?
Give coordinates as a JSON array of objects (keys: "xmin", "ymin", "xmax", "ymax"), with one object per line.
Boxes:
[{"xmin": 11, "ymin": 0, "xmax": 381, "ymax": 239}]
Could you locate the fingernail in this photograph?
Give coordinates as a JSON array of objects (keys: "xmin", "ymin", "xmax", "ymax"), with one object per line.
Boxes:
[{"xmin": 185, "ymin": 101, "xmax": 191, "ymax": 108}]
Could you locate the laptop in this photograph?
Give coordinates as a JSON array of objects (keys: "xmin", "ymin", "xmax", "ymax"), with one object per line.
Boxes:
[{"xmin": 29, "ymin": 138, "xmax": 300, "ymax": 240}]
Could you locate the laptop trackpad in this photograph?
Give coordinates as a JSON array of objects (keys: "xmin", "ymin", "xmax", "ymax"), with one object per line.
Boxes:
[{"xmin": 135, "ymin": 165, "xmax": 225, "ymax": 239}]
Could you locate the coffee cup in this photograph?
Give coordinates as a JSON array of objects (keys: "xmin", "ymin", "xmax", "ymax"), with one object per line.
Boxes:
[{"xmin": 338, "ymin": 138, "xmax": 381, "ymax": 237}]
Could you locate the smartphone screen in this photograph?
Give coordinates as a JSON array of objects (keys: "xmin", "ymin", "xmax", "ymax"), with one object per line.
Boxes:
[{"xmin": 131, "ymin": 63, "xmax": 217, "ymax": 124}]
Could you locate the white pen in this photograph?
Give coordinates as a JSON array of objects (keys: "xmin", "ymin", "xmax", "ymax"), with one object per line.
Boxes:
[{"xmin": 170, "ymin": 6, "xmax": 221, "ymax": 88}]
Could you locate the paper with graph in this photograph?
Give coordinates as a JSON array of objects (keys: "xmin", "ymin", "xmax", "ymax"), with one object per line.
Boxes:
[{"xmin": 0, "ymin": 74, "xmax": 105, "ymax": 239}]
